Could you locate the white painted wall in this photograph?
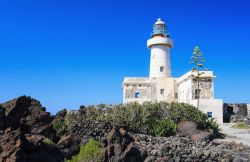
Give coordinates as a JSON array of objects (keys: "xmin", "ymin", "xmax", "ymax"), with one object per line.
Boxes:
[
  {"xmin": 147, "ymin": 36, "xmax": 173, "ymax": 78},
  {"xmin": 191, "ymin": 99, "xmax": 224, "ymax": 124},
  {"xmin": 149, "ymin": 45, "xmax": 171, "ymax": 78},
  {"xmin": 177, "ymin": 71, "xmax": 223, "ymax": 124},
  {"xmin": 151, "ymin": 77, "xmax": 176, "ymax": 102},
  {"xmin": 178, "ymin": 79, "xmax": 192, "ymax": 103}
]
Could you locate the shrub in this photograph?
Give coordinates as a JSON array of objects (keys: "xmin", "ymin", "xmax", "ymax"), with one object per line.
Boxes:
[
  {"xmin": 148, "ymin": 118, "xmax": 176, "ymax": 137},
  {"xmin": 168, "ymin": 102, "xmax": 208, "ymax": 128},
  {"xmin": 67, "ymin": 139, "xmax": 104, "ymax": 162},
  {"xmin": 206, "ymin": 118, "xmax": 224, "ymax": 138},
  {"xmin": 85, "ymin": 106, "xmax": 101, "ymax": 121},
  {"xmin": 82, "ymin": 102, "xmax": 221, "ymax": 137},
  {"xmin": 64, "ymin": 113, "xmax": 76, "ymax": 128},
  {"xmin": 53, "ymin": 119, "xmax": 67, "ymax": 132}
]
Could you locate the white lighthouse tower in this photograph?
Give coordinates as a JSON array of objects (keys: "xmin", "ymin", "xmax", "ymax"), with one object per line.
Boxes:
[
  {"xmin": 147, "ymin": 18, "xmax": 173, "ymax": 78},
  {"xmin": 122, "ymin": 18, "xmax": 223, "ymax": 124}
]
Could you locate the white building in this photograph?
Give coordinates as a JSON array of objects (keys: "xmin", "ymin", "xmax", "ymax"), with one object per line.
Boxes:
[{"xmin": 122, "ymin": 18, "xmax": 223, "ymax": 124}]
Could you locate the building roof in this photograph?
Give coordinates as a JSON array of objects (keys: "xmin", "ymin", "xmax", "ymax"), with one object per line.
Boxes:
[
  {"xmin": 177, "ymin": 70, "xmax": 216, "ymax": 84},
  {"xmin": 155, "ymin": 18, "xmax": 165, "ymax": 25}
]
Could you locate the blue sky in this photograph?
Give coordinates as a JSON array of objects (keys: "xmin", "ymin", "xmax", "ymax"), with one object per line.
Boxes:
[{"xmin": 0, "ymin": 0, "xmax": 249, "ymax": 114}]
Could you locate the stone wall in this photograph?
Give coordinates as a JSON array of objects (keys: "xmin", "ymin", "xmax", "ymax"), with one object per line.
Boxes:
[
  {"xmin": 191, "ymin": 78, "xmax": 213, "ymax": 100},
  {"xmin": 223, "ymin": 103, "xmax": 250, "ymax": 124},
  {"xmin": 123, "ymin": 78, "xmax": 152, "ymax": 104},
  {"xmin": 124, "ymin": 84, "xmax": 151, "ymax": 101},
  {"xmin": 123, "ymin": 77, "xmax": 176, "ymax": 104}
]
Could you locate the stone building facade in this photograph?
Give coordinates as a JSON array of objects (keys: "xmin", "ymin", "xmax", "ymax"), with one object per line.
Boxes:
[{"xmin": 122, "ymin": 18, "xmax": 223, "ymax": 123}]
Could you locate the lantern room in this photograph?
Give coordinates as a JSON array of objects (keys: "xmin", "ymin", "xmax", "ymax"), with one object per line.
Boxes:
[{"xmin": 152, "ymin": 18, "xmax": 167, "ymax": 36}]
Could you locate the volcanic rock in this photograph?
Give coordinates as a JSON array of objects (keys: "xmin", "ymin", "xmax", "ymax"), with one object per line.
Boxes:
[
  {"xmin": 0, "ymin": 96, "xmax": 63, "ymax": 162},
  {"xmin": 105, "ymin": 126, "xmax": 142, "ymax": 162}
]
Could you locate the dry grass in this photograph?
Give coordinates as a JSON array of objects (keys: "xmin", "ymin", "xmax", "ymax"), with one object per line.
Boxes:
[
  {"xmin": 177, "ymin": 121, "xmax": 199, "ymax": 136},
  {"xmin": 232, "ymin": 122, "xmax": 250, "ymax": 129}
]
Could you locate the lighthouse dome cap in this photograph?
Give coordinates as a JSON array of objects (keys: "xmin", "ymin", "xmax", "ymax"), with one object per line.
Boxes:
[{"xmin": 155, "ymin": 18, "xmax": 165, "ymax": 25}]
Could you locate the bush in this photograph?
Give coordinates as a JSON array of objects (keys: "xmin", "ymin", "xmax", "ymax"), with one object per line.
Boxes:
[
  {"xmin": 168, "ymin": 102, "xmax": 208, "ymax": 128},
  {"xmin": 67, "ymin": 139, "xmax": 104, "ymax": 162},
  {"xmin": 71, "ymin": 102, "xmax": 222, "ymax": 138},
  {"xmin": 81, "ymin": 102, "xmax": 220, "ymax": 137},
  {"xmin": 64, "ymin": 113, "xmax": 76, "ymax": 128},
  {"xmin": 148, "ymin": 118, "xmax": 176, "ymax": 137},
  {"xmin": 206, "ymin": 118, "xmax": 224, "ymax": 138},
  {"xmin": 53, "ymin": 119, "xmax": 67, "ymax": 132}
]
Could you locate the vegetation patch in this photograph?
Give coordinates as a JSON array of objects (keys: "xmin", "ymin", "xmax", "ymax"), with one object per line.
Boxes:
[
  {"xmin": 80, "ymin": 102, "xmax": 221, "ymax": 137},
  {"xmin": 42, "ymin": 138, "xmax": 55, "ymax": 146},
  {"xmin": 53, "ymin": 119, "xmax": 67, "ymax": 132},
  {"xmin": 67, "ymin": 139, "xmax": 104, "ymax": 162},
  {"xmin": 232, "ymin": 122, "xmax": 250, "ymax": 129},
  {"xmin": 148, "ymin": 118, "xmax": 176, "ymax": 137}
]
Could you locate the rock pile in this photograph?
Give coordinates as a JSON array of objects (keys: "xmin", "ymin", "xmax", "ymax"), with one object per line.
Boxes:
[
  {"xmin": 132, "ymin": 134, "xmax": 250, "ymax": 162},
  {"xmin": 0, "ymin": 96, "xmax": 63, "ymax": 162},
  {"xmin": 54, "ymin": 120, "xmax": 113, "ymax": 159},
  {"xmin": 105, "ymin": 126, "xmax": 141, "ymax": 162}
]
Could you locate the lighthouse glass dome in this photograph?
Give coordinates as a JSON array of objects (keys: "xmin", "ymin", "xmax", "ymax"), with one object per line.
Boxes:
[
  {"xmin": 152, "ymin": 19, "xmax": 167, "ymax": 35},
  {"xmin": 153, "ymin": 24, "xmax": 167, "ymax": 35}
]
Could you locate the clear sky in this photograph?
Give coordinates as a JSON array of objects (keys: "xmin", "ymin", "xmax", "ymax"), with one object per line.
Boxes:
[{"xmin": 0, "ymin": 0, "xmax": 249, "ymax": 114}]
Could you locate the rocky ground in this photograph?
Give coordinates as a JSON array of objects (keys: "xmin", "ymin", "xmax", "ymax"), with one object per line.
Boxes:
[
  {"xmin": 132, "ymin": 134, "xmax": 250, "ymax": 162},
  {"xmin": 0, "ymin": 96, "xmax": 250, "ymax": 162},
  {"xmin": 0, "ymin": 96, "xmax": 63, "ymax": 162}
]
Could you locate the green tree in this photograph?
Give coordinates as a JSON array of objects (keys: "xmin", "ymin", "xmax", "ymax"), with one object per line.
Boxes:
[{"xmin": 190, "ymin": 46, "xmax": 206, "ymax": 108}]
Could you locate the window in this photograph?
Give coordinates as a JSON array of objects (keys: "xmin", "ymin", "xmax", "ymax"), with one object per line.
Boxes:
[
  {"xmin": 160, "ymin": 66, "xmax": 164, "ymax": 72},
  {"xmin": 194, "ymin": 89, "xmax": 201, "ymax": 99},
  {"xmin": 175, "ymin": 93, "xmax": 178, "ymax": 99},
  {"xmin": 135, "ymin": 92, "xmax": 140, "ymax": 98},
  {"xmin": 160, "ymin": 89, "xmax": 164, "ymax": 95},
  {"xmin": 207, "ymin": 112, "xmax": 213, "ymax": 118}
]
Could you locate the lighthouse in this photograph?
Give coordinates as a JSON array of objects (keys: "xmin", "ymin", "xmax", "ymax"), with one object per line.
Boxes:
[
  {"xmin": 122, "ymin": 18, "xmax": 223, "ymax": 124},
  {"xmin": 147, "ymin": 18, "xmax": 173, "ymax": 78}
]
